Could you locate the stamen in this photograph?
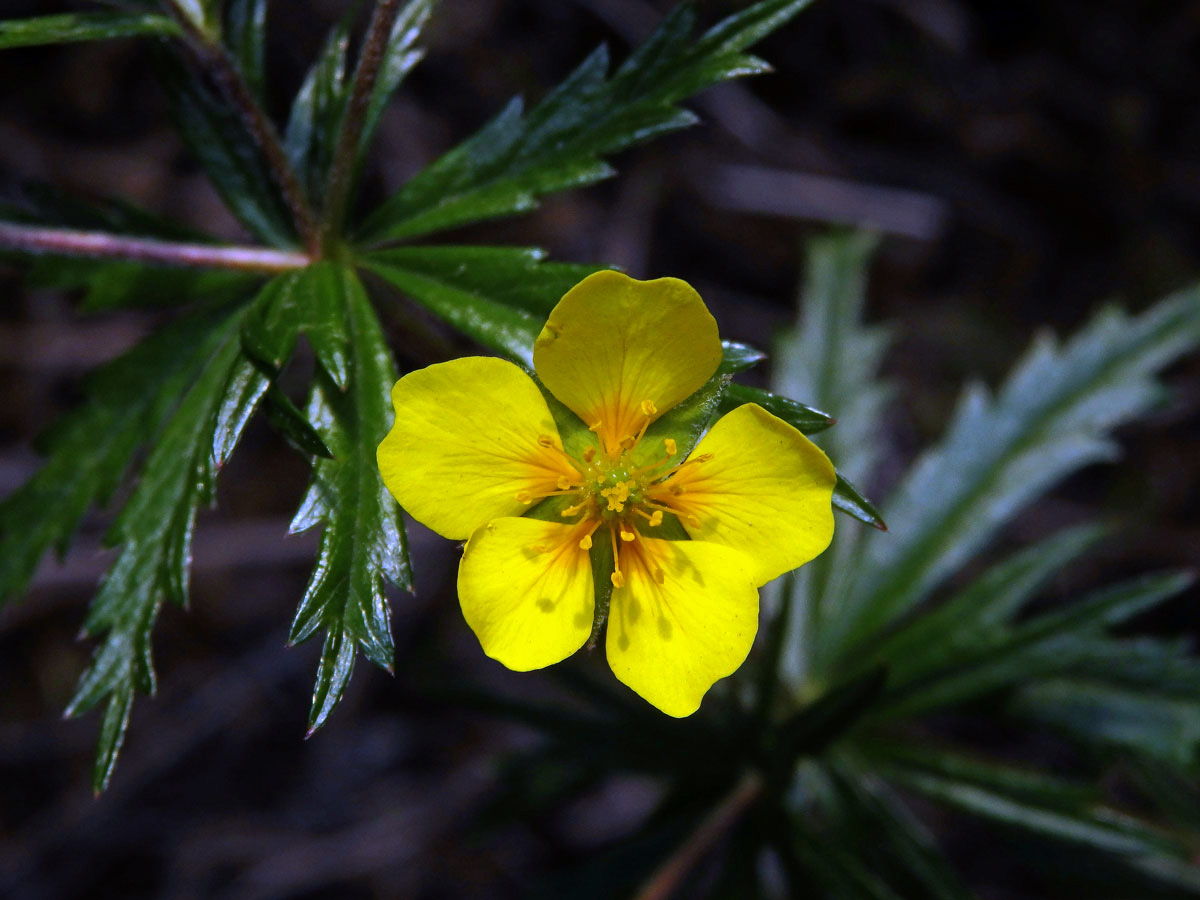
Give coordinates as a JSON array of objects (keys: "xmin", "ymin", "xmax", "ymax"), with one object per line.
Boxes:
[
  {"xmin": 664, "ymin": 438, "xmax": 677, "ymax": 456},
  {"xmin": 588, "ymin": 420, "xmax": 602, "ymax": 433},
  {"xmin": 582, "ymin": 447, "xmax": 596, "ymax": 463},
  {"xmin": 556, "ymin": 475, "xmax": 574, "ymax": 490},
  {"xmin": 536, "ymin": 434, "xmax": 556, "ymax": 448},
  {"xmin": 515, "ymin": 491, "xmax": 533, "ymax": 504},
  {"xmin": 578, "ymin": 519, "xmax": 602, "ymax": 550},
  {"xmin": 635, "ymin": 508, "xmax": 664, "ymax": 527},
  {"xmin": 610, "ymin": 526, "xmax": 625, "ymax": 588},
  {"xmin": 619, "ymin": 435, "xmax": 637, "ymax": 451},
  {"xmin": 640, "ymin": 399, "xmax": 658, "ymax": 417},
  {"xmin": 619, "ymin": 526, "xmax": 636, "ymax": 542},
  {"xmin": 560, "ymin": 501, "xmax": 586, "ymax": 517}
]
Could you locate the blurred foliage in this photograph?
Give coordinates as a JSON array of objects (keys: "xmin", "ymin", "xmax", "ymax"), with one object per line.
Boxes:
[{"xmin": 0, "ymin": 1, "xmax": 1198, "ymax": 898}]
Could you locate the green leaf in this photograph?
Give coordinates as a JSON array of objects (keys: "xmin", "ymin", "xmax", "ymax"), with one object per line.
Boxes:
[
  {"xmin": 0, "ymin": 12, "xmax": 181, "ymax": 49},
  {"xmin": 1011, "ymin": 678, "xmax": 1200, "ymax": 768},
  {"xmin": 223, "ymin": 0, "xmax": 267, "ymax": 102},
  {"xmin": 0, "ymin": 303, "xmax": 238, "ymax": 609},
  {"xmin": 365, "ymin": 245, "xmax": 603, "ymax": 316},
  {"xmin": 863, "ymin": 524, "xmax": 1108, "ymax": 684},
  {"xmin": 359, "ymin": 0, "xmax": 817, "ymax": 242},
  {"xmin": 774, "ymin": 667, "xmax": 887, "ymax": 765},
  {"xmin": 770, "ymin": 231, "xmax": 890, "ymax": 687},
  {"xmin": 826, "ymin": 284, "xmax": 1200, "ymax": 659},
  {"xmin": 155, "ymin": 49, "xmax": 296, "ymax": 246},
  {"xmin": 26, "ymin": 257, "xmax": 259, "ymax": 312},
  {"xmin": 364, "ymin": 251, "xmax": 544, "ymax": 366},
  {"xmin": 65, "ymin": 307, "xmax": 264, "ymax": 791},
  {"xmin": 242, "ymin": 264, "xmax": 351, "ymax": 388},
  {"xmin": 824, "ymin": 761, "xmax": 976, "ymax": 900},
  {"xmin": 874, "ymin": 571, "xmax": 1195, "ymax": 722},
  {"xmin": 284, "ymin": 18, "xmax": 351, "ymax": 203},
  {"xmin": 357, "ymin": 0, "xmax": 434, "ymax": 165},
  {"xmin": 286, "ymin": 264, "xmax": 411, "ymax": 734}
]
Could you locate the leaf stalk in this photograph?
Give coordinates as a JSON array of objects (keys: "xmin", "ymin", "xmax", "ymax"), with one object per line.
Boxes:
[{"xmin": 0, "ymin": 221, "xmax": 309, "ymax": 272}]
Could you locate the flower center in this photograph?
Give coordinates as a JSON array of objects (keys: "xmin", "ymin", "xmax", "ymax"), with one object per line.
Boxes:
[{"xmin": 514, "ymin": 400, "xmax": 713, "ymax": 588}]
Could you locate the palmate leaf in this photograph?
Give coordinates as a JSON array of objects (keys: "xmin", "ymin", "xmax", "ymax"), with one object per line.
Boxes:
[
  {"xmin": 284, "ymin": 15, "xmax": 351, "ymax": 203},
  {"xmin": 286, "ymin": 264, "xmax": 411, "ymax": 734},
  {"xmin": 0, "ymin": 303, "xmax": 239, "ymax": 609},
  {"xmin": 223, "ymin": 0, "xmax": 267, "ymax": 103},
  {"xmin": 63, "ymin": 306, "xmax": 271, "ymax": 793},
  {"xmin": 359, "ymin": 0, "xmax": 817, "ymax": 242},
  {"xmin": 357, "ymin": 0, "xmax": 433, "ymax": 168},
  {"xmin": 824, "ymin": 284, "xmax": 1200, "ymax": 660},
  {"xmin": 0, "ymin": 12, "xmax": 180, "ymax": 49}
]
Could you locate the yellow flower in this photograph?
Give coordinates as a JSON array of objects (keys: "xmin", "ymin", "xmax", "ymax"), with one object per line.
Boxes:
[{"xmin": 377, "ymin": 271, "xmax": 836, "ymax": 716}]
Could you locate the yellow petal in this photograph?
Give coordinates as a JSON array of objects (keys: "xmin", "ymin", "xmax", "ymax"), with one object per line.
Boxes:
[
  {"xmin": 458, "ymin": 517, "xmax": 594, "ymax": 671},
  {"xmin": 606, "ymin": 536, "xmax": 758, "ymax": 716},
  {"xmin": 377, "ymin": 356, "xmax": 579, "ymax": 540},
  {"xmin": 533, "ymin": 270, "xmax": 722, "ymax": 459},
  {"xmin": 651, "ymin": 403, "xmax": 836, "ymax": 585}
]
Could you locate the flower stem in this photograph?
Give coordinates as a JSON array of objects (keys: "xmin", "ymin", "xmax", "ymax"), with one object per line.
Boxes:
[
  {"xmin": 0, "ymin": 222, "xmax": 309, "ymax": 273},
  {"xmin": 320, "ymin": 0, "xmax": 405, "ymax": 246},
  {"xmin": 169, "ymin": 4, "xmax": 322, "ymax": 256},
  {"xmin": 630, "ymin": 771, "xmax": 765, "ymax": 900}
]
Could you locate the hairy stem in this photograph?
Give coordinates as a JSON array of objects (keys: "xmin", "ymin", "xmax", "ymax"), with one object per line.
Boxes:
[
  {"xmin": 320, "ymin": 0, "xmax": 404, "ymax": 245},
  {"xmin": 0, "ymin": 222, "xmax": 309, "ymax": 273},
  {"xmin": 170, "ymin": 5, "xmax": 322, "ymax": 256},
  {"xmin": 631, "ymin": 772, "xmax": 765, "ymax": 900}
]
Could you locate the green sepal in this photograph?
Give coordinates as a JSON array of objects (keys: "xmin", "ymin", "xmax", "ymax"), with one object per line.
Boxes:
[
  {"xmin": 718, "ymin": 340, "xmax": 766, "ymax": 374},
  {"xmin": 832, "ymin": 473, "xmax": 887, "ymax": 530},
  {"xmin": 721, "ymin": 383, "xmax": 834, "ymax": 434}
]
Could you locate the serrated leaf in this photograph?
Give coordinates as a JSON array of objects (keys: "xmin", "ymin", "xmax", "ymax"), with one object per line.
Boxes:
[
  {"xmin": 863, "ymin": 524, "xmax": 1108, "ymax": 683},
  {"xmin": 223, "ymin": 0, "xmax": 267, "ymax": 102},
  {"xmin": 359, "ymin": 0, "xmax": 817, "ymax": 242},
  {"xmin": 365, "ymin": 245, "xmax": 603, "ymax": 315},
  {"xmin": 284, "ymin": 18, "xmax": 350, "ymax": 202},
  {"xmin": 827, "ymin": 285, "xmax": 1200, "ymax": 658},
  {"xmin": 242, "ymin": 264, "xmax": 350, "ymax": 388},
  {"xmin": 357, "ymin": 0, "xmax": 433, "ymax": 165},
  {"xmin": 769, "ymin": 232, "xmax": 890, "ymax": 687},
  {"xmin": 823, "ymin": 761, "xmax": 976, "ymax": 900},
  {"xmin": 65, "ymin": 307, "xmax": 268, "ymax": 790},
  {"xmin": 286, "ymin": 264, "xmax": 411, "ymax": 734},
  {"xmin": 155, "ymin": 49, "xmax": 296, "ymax": 246},
  {"xmin": 873, "ymin": 571, "xmax": 1195, "ymax": 722},
  {"xmin": 1011, "ymin": 678, "xmax": 1200, "ymax": 768},
  {"xmin": 0, "ymin": 12, "xmax": 180, "ymax": 49},
  {"xmin": 0, "ymin": 303, "xmax": 237, "ymax": 608}
]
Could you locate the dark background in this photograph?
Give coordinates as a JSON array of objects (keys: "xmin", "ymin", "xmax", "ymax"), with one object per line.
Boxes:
[{"xmin": 1, "ymin": 1, "xmax": 1198, "ymax": 897}]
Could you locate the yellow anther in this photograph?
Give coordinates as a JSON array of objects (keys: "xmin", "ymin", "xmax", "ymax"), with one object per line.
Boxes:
[
  {"xmin": 687, "ymin": 514, "xmax": 701, "ymax": 528},
  {"xmin": 556, "ymin": 475, "xmax": 573, "ymax": 490},
  {"xmin": 515, "ymin": 491, "xmax": 533, "ymax": 504},
  {"xmin": 640, "ymin": 399, "xmax": 657, "ymax": 417},
  {"xmin": 648, "ymin": 510, "xmax": 663, "ymax": 527},
  {"xmin": 611, "ymin": 570, "xmax": 625, "ymax": 588},
  {"xmin": 537, "ymin": 434, "xmax": 556, "ymax": 448},
  {"xmin": 694, "ymin": 453, "xmax": 714, "ymax": 463},
  {"xmin": 583, "ymin": 446, "xmax": 596, "ymax": 463},
  {"xmin": 588, "ymin": 420, "xmax": 602, "ymax": 433},
  {"xmin": 653, "ymin": 568, "xmax": 665, "ymax": 585},
  {"xmin": 669, "ymin": 483, "xmax": 685, "ymax": 495},
  {"xmin": 619, "ymin": 435, "xmax": 637, "ymax": 450},
  {"xmin": 664, "ymin": 438, "xmax": 677, "ymax": 456},
  {"xmin": 561, "ymin": 502, "xmax": 585, "ymax": 517},
  {"xmin": 619, "ymin": 528, "xmax": 636, "ymax": 542},
  {"xmin": 601, "ymin": 480, "xmax": 632, "ymax": 512},
  {"xmin": 579, "ymin": 534, "xmax": 593, "ymax": 550}
]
